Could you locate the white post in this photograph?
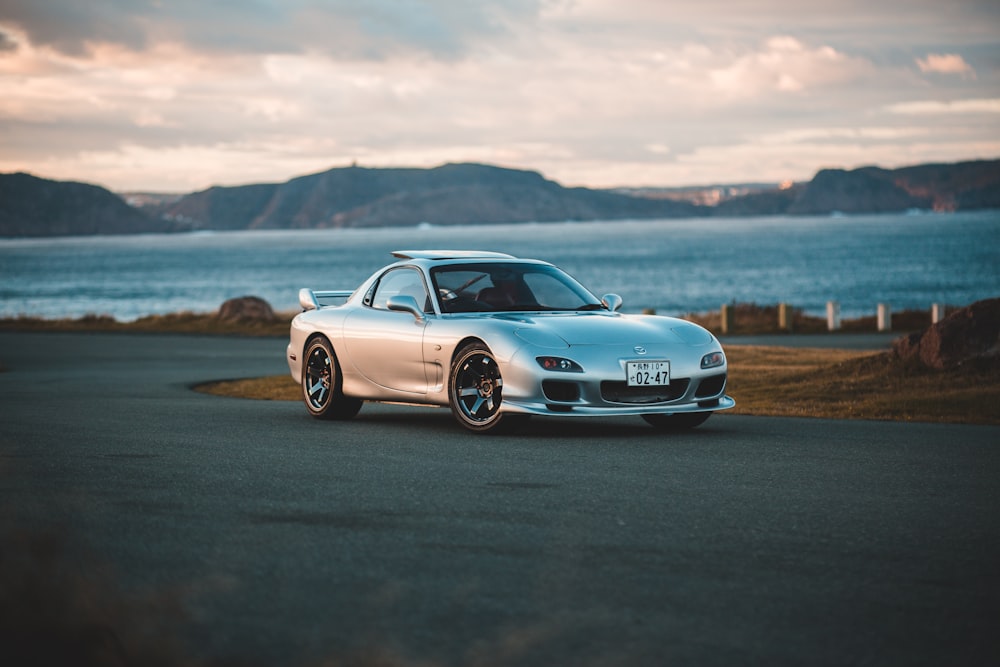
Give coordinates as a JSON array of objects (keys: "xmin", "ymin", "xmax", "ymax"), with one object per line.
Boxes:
[
  {"xmin": 826, "ymin": 301, "xmax": 840, "ymax": 331},
  {"xmin": 878, "ymin": 303, "xmax": 892, "ymax": 332},
  {"xmin": 931, "ymin": 303, "xmax": 945, "ymax": 323},
  {"xmin": 720, "ymin": 304, "xmax": 732, "ymax": 334},
  {"xmin": 778, "ymin": 302, "xmax": 790, "ymax": 331}
]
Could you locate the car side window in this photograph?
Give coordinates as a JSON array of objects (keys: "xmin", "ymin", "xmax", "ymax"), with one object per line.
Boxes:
[{"xmin": 369, "ymin": 268, "xmax": 430, "ymax": 312}]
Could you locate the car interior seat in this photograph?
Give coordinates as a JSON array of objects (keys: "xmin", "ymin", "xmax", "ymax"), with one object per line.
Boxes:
[{"xmin": 475, "ymin": 286, "xmax": 515, "ymax": 308}]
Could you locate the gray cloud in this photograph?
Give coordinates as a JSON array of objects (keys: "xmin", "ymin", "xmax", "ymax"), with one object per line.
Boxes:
[
  {"xmin": 1, "ymin": 1, "xmax": 997, "ymax": 190},
  {"xmin": 0, "ymin": 27, "xmax": 17, "ymax": 52},
  {"xmin": 0, "ymin": 0, "xmax": 152, "ymax": 55},
  {"xmin": 0, "ymin": 0, "xmax": 543, "ymax": 59}
]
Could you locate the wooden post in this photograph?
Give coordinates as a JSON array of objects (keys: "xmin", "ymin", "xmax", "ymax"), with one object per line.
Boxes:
[
  {"xmin": 720, "ymin": 304, "xmax": 732, "ymax": 334},
  {"xmin": 778, "ymin": 303, "xmax": 790, "ymax": 331},
  {"xmin": 878, "ymin": 303, "xmax": 892, "ymax": 332},
  {"xmin": 931, "ymin": 303, "xmax": 945, "ymax": 323},
  {"xmin": 826, "ymin": 301, "xmax": 841, "ymax": 331}
]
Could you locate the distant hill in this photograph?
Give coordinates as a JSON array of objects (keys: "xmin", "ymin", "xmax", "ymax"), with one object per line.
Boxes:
[
  {"xmin": 715, "ymin": 159, "xmax": 1000, "ymax": 216},
  {"xmin": 783, "ymin": 160, "xmax": 1000, "ymax": 215},
  {"xmin": 143, "ymin": 158, "xmax": 1000, "ymax": 230},
  {"xmin": 143, "ymin": 162, "xmax": 703, "ymax": 230},
  {"xmin": 0, "ymin": 172, "xmax": 184, "ymax": 237},
  {"xmin": 2, "ymin": 159, "xmax": 998, "ymax": 237}
]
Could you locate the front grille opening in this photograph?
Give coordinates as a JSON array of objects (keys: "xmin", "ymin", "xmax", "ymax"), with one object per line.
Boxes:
[
  {"xmin": 543, "ymin": 380, "xmax": 581, "ymax": 402},
  {"xmin": 601, "ymin": 378, "xmax": 690, "ymax": 404},
  {"xmin": 695, "ymin": 373, "xmax": 727, "ymax": 398}
]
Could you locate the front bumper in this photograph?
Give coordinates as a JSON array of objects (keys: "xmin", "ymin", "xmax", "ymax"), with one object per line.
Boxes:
[
  {"xmin": 502, "ymin": 394, "xmax": 735, "ymax": 417},
  {"xmin": 499, "ymin": 342, "xmax": 735, "ymax": 417}
]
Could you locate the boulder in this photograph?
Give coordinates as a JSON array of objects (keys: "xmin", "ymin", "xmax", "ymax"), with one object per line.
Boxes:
[
  {"xmin": 892, "ymin": 298, "xmax": 1000, "ymax": 369},
  {"xmin": 217, "ymin": 296, "xmax": 276, "ymax": 323}
]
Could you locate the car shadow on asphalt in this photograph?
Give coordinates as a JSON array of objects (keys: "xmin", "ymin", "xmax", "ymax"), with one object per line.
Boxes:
[{"xmin": 341, "ymin": 402, "xmax": 734, "ymax": 440}]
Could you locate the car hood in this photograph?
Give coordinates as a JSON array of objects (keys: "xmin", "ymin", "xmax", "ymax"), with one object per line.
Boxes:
[{"xmin": 495, "ymin": 312, "xmax": 716, "ymax": 347}]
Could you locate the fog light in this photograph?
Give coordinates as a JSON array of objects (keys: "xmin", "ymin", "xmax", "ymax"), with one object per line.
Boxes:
[{"xmin": 701, "ymin": 351, "xmax": 725, "ymax": 369}]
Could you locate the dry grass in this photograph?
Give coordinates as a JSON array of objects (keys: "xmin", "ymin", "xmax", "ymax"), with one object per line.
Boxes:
[
  {"xmin": 1, "ymin": 302, "xmax": 938, "ymax": 338},
  {"xmin": 725, "ymin": 345, "xmax": 1000, "ymax": 425},
  {"xmin": 0, "ymin": 311, "xmax": 295, "ymax": 337},
  {"xmin": 194, "ymin": 374, "xmax": 300, "ymax": 401},
  {"xmin": 195, "ymin": 346, "xmax": 1000, "ymax": 425}
]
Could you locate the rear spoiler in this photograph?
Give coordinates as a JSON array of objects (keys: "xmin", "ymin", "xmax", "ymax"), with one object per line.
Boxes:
[{"xmin": 298, "ymin": 289, "xmax": 354, "ymax": 311}]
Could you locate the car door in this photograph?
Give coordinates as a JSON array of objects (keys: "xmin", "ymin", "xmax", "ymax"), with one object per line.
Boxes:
[{"xmin": 342, "ymin": 267, "xmax": 429, "ymax": 395}]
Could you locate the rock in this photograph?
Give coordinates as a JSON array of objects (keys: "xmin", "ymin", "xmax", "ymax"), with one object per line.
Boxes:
[
  {"xmin": 892, "ymin": 298, "xmax": 1000, "ymax": 369},
  {"xmin": 217, "ymin": 296, "xmax": 276, "ymax": 323}
]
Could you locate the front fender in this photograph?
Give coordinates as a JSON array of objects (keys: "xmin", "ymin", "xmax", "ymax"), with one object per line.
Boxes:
[{"xmin": 421, "ymin": 315, "xmax": 527, "ymax": 401}]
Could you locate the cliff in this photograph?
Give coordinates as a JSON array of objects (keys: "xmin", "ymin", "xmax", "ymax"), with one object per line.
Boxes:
[
  {"xmin": 887, "ymin": 160, "xmax": 1000, "ymax": 211},
  {"xmin": 0, "ymin": 172, "xmax": 184, "ymax": 237},
  {"xmin": 785, "ymin": 168, "xmax": 930, "ymax": 215},
  {"xmin": 2, "ymin": 158, "xmax": 998, "ymax": 238},
  {"xmin": 145, "ymin": 163, "xmax": 703, "ymax": 230},
  {"xmin": 146, "ymin": 159, "xmax": 1000, "ymax": 229},
  {"xmin": 714, "ymin": 159, "xmax": 1000, "ymax": 216}
]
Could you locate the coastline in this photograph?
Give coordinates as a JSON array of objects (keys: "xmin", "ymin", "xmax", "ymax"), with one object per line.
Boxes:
[{"xmin": 0, "ymin": 303, "xmax": 935, "ymax": 340}]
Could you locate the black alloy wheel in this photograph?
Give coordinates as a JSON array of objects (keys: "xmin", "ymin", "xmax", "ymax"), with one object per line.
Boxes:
[
  {"xmin": 302, "ymin": 337, "xmax": 362, "ymax": 420},
  {"xmin": 449, "ymin": 342, "xmax": 520, "ymax": 434}
]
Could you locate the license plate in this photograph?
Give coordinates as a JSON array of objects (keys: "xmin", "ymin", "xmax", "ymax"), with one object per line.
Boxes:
[{"xmin": 626, "ymin": 360, "xmax": 670, "ymax": 386}]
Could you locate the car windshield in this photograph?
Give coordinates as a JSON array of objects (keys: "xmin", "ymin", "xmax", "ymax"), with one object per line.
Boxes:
[{"xmin": 430, "ymin": 262, "xmax": 604, "ymax": 313}]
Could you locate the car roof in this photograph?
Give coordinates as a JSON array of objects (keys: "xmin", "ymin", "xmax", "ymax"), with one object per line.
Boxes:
[{"xmin": 391, "ymin": 250, "xmax": 517, "ymax": 260}]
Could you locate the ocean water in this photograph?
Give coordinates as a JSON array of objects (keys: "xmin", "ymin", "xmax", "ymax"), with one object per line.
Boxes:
[{"xmin": 1, "ymin": 211, "xmax": 998, "ymax": 322}]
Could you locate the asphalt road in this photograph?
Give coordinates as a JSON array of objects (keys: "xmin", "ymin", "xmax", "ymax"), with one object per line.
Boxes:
[{"xmin": 1, "ymin": 331, "xmax": 998, "ymax": 667}]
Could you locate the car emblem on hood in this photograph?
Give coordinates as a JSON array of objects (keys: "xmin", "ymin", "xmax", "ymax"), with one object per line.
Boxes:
[{"xmin": 634, "ymin": 346, "xmax": 647, "ymax": 355}]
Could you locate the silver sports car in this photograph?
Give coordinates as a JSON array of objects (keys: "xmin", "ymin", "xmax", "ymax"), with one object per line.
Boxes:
[{"xmin": 287, "ymin": 250, "xmax": 734, "ymax": 433}]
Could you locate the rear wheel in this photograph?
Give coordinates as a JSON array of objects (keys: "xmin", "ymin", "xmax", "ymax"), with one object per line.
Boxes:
[
  {"xmin": 449, "ymin": 343, "xmax": 521, "ymax": 434},
  {"xmin": 642, "ymin": 412, "xmax": 712, "ymax": 430},
  {"xmin": 302, "ymin": 337, "xmax": 362, "ymax": 420}
]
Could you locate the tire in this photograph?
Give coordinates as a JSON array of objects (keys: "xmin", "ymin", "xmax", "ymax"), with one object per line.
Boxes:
[
  {"xmin": 642, "ymin": 411, "xmax": 712, "ymax": 430},
  {"xmin": 302, "ymin": 337, "xmax": 363, "ymax": 420},
  {"xmin": 449, "ymin": 342, "xmax": 521, "ymax": 434}
]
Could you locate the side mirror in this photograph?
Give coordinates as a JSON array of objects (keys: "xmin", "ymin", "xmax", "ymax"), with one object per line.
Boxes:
[
  {"xmin": 601, "ymin": 293, "xmax": 623, "ymax": 312},
  {"xmin": 387, "ymin": 295, "xmax": 425, "ymax": 321}
]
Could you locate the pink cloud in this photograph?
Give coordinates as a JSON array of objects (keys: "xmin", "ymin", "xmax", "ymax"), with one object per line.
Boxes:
[{"xmin": 917, "ymin": 53, "xmax": 975, "ymax": 77}]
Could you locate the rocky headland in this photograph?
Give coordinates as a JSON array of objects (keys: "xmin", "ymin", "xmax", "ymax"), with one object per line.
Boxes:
[{"xmin": 1, "ymin": 159, "xmax": 997, "ymax": 237}]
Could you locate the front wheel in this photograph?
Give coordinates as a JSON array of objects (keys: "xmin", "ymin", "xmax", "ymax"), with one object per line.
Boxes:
[
  {"xmin": 449, "ymin": 343, "xmax": 521, "ymax": 434},
  {"xmin": 302, "ymin": 337, "xmax": 363, "ymax": 420},
  {"xmin": 642, "ymin": 412, "xmax": 712, "ymax": 431}
]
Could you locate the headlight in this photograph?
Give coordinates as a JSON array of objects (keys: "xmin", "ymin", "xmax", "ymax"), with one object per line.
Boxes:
[
  {"xmin": 536, "ymin": 357, "xmax": 583, "ymax": 372},
  {"xmin": 701, "ymin": 351, "xmax": 725, "ymax": 369}
]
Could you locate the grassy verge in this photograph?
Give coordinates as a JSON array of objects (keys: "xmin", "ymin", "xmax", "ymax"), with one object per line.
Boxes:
[
  {"xmin": 724, "ymin": 346, "xmax": 999, "ymax": 425},
  {"xmin": 0, "ymin": 302, "xmax": 937, "ymax": 338},
  {"xmin": 6, "ymin": 306, "xmax": 997, "ymax": 424},
  {"xmin": 0, "ymin": 312, "xmax": 294, "ymax": 337},
  {"xmin": 195, "ymin": 346, "xmax": 1000, "ymax": 426}
]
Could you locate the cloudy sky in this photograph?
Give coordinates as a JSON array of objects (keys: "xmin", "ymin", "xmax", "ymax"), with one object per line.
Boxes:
[{"xmin": 0, "ymin": 0, "xmax": 997, "ymax": 192}]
